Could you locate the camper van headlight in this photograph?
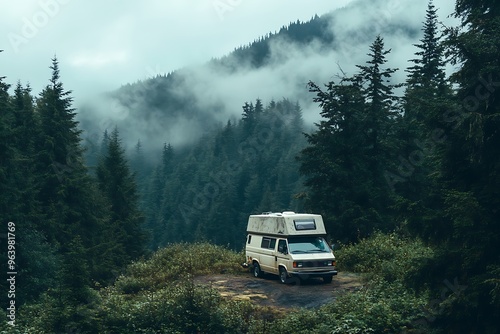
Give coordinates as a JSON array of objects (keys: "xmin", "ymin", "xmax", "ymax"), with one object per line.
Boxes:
[{"xmin": 293, "ymin": 262, "xmax": 303, "ymax": 268}]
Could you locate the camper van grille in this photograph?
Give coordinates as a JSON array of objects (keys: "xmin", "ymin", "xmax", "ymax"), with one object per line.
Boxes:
[{"xmin": 301, "ymin": 261, "xmax": 332, "ymax": 268}]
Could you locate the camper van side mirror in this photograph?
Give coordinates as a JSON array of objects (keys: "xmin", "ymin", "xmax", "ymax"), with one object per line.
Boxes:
[
  {"xmin": 278, "ymin": 240, "xmax": 288, "ymax": 255},
  {"xmin": 278, "ymin": 242, "xmax": 288, "ymax": 255},
  {"xmin": 330, "ymin": 243, "xmax": 335, "ymax": 251}
]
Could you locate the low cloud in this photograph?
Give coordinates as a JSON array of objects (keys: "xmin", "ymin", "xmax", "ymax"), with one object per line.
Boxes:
[{"xmin": 75, "ymin": 0, "xmax": 458, "ymax": 153}]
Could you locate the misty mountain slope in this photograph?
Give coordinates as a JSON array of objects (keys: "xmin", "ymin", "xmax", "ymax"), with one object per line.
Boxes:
[
  {"xmin": 78, "ymin": 0, "xmax": 442, "ymax": 153},
  {"xmin": 217, "ymin": 14, "xmax": 334, "ymax": 70},
  {"xmin": 141, "ymin": 98, "xmax": 307, "ymax": 249}
]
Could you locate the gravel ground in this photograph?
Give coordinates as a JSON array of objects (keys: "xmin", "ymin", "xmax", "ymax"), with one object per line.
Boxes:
[{"xmin": 195, "ymin": 271, "xmax": 363, "ymax": 309}]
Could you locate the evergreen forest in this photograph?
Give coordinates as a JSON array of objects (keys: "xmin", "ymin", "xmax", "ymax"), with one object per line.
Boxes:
[{"xmin": 0, "ymin": 0, "xmax": 499, "ymax": 332}]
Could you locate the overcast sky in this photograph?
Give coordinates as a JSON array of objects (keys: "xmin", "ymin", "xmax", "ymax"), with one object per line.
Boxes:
[
  {"xmin": 1, "ymin": 0, "xmax": 459, "ymax": 150},
  {"xmin": 1, "ymin": 0, "xmax": 355, "ymax": 101}
]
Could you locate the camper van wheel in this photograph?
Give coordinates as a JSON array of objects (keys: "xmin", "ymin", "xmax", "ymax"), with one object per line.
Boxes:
[
  {"xmin": 279, "ymin": 267, "xmax": 289, "ymax": 284},
  {"xmin": 323, "ymin": 275, "xmax": 333, "ymax": 284},
  {"xmin": 253, "ymin": 262, "xmax": 263, "ymax": 278}
]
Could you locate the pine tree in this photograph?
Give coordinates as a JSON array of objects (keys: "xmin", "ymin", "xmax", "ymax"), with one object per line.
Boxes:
[
  {"xmin": 404, "ymin": 0, "xmax": 451, "ymax": 133},
  {"xmin": 0, "ymin": 70, "xmax": 13, "ymax": 220},
  {"xmin": 298, "ymin": 79, "xmax": 371, "ymax": 241},
  {"xmin": 407, "ymin": 1, "xmax": 447, "ymax": 92},
  {"xmin": 12, "ymin": 82, "xmax": 39, "ymax": 154},
  {"xmin": 299, "ymin": 37, "xmax": 400, "ymax": 242},
  {"xmin": 47, "ymin": 236, "xmax": 98, "ymax": 334},
  {"xmin": 161, "ymin": 143, "xmax": 174, "ymax": 174},
  {"xmin": 0, "ymin": 67, "xmax": 16, "ymax": 308},
  {"xmin": 145, "ymin": 142, "xmax": 174, "ymax": 249},
  {"xmin": 291, "ymin": 101, "xmax": 304, "ymax": 132},
  {"xmin": 355, "ymin": 36, "xmax": 401, "ymax": 235},
  {"xmin": 241, "ymin": 101, "xmax": 256, "ymax": 136},
  {"xmin": 254, "ymin": 98, "xmax": 264, "ymax": 115},
  {"xmin": 241, "ymin": 101, "xmax": 255, "ymax": 122},
  {"xmin": 36, "ymin": 58, "xmax": 85, "ymax": 242},
  {"xmin": 9, "ymin": 82, "xmax": 60, "ymax": 305},
  {"xmin": 100, "ymin": 129, "xmax": 110, "ymax": 156},
  {"xmin": 131, "ymin": 139, "xmax": 147, "ymax": 187},
  {"xmin": 397, "ymin": 1, "xmax": 454, "ymax": 239},
  {"xmin": 419, "ymin": 1, "xmax": 500, "ymax": 331},
  {"xmin": 355, "ymin": 35, "xmax": 399, "ymax": 159},
  {"xmin": 35, "ymin": 57, "xmax": 109, "ymax": 284},
  {"xmin": 97, "ymin": 128, "xmax": 146, "ymax": 266}
]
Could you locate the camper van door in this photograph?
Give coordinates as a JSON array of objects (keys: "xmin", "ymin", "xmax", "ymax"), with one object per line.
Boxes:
[
  {"xmin": 259, "ymin": 236, "xmax": 277, "ymax": 272},
  {"xmin": 276, "ymin": 239, "xmax": 289, "ymax": 269}
]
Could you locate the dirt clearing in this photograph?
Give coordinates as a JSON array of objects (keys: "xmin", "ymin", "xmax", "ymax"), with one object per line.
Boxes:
[{"xmin": 195, "ymin": 271, "xmax": 363, "ymax": 309}]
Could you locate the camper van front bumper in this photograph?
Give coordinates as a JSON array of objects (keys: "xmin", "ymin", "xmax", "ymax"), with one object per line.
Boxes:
[{"xmin": 290, "ymin": 270, "xmax": 338, "ymax": 278}]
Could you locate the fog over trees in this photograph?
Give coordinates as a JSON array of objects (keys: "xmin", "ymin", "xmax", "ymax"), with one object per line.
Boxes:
[{"xmin": 1, "ymin": 0, "xmax": 499, "ymax": 332}]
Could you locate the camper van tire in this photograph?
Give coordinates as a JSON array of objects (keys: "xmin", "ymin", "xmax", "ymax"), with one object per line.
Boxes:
[
  {"xmin": 323, "ymin": 275, "xmax": 333, "ymax": 284},
  {"xmin": 252, "ymin": 262, "xmax": 264, "ymax": 278},
  {"xmin": 279, "ymin": 267, "xmax": 289, "ymax": 284}
]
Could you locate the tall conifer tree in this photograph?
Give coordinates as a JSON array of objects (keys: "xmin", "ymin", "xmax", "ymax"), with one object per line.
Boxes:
[
  {"xmin": 397, "ymin": 1, "xmax": 454, "ymax": 239},
  {"xmin": 421, "ymin": 1, "xmax": 500, "ymax": 331},
  {"xmin": 36, "ymin": 57, "xmax": 109, "ymax": 285},
  {"xmin": 299, "ymin": 36, "xmax": 400, "ymax": 242},
  {"xmin": 97, "ymin": 128, "xmax": 146, "ymax": 266}
]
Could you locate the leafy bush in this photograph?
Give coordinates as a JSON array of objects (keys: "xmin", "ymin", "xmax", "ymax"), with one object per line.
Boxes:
[
  {"xmin": 8, "ymin": 238, "xmax": 435, "ymax": 333},
  {"xmin": 117, "ymin": 242, "xmax": 246, "ymax": 293},
  {"xmin": 336, "ymin": 231, "xmax": 434, "ymax": 282},
  {"xmin": 259, "ymin": 232, "xmax": 434, "ymax": 334},
  {"xmin": 94, "ymin": 242, "xmax": 251, "ymax": 332},
  {"xmin": 263, "ymin": 308, "xmax": 332, "ymax": 334},
  {"xmin": 319, "ymin": 277, "xmax": 429, "ymax": 333},
  {"xmin": 14, "ymin": 289, "xmax": 101, "ymax": 334},
  {"xmin": 99, "ymin": 280, "xmax": 227, "ymax": 333}
]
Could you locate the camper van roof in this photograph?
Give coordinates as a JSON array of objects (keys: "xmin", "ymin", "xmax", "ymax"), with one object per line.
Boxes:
[
  {"xmin": 253, "ymin": 212, "xmax": 317, "ymax": 218},
  {"xmin": 247, "ymin": 212, "xmax": 326, "ymax": 236}
]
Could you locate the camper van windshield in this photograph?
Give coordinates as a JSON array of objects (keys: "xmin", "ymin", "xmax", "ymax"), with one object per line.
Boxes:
[{"xmin": 288, "ymin": 236, "xmax": 330, "ymax": 254}]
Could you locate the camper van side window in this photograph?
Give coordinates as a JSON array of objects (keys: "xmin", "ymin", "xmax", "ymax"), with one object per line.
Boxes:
[
  {"xmin": 294, "ymin": 219, "xmax": 316, "ymax": 230},
  {"xmin": 261, "ymin": 237, "xmax": 276, "ymax": 249},
  {"xmin": 247, "ymin": 235, "xmax": 252, "ymax": 244}
]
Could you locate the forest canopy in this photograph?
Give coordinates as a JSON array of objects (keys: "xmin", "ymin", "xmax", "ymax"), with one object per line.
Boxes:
[{"xmin": 1, "ymin": 0, "xmax": 499, "ymax": 332}]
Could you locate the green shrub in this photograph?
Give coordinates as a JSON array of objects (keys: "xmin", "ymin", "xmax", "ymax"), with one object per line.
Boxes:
[
  {"xmin": 99, "ymin": 279, "xmax": 261, "ymax": 334},
  {"xmin": 336, "ymin": 231, "xmax": 434, "ymax": 282},
  {"xmin": 95, "ymin": 243, "xmax": 252, "ymax": 333},
  {"xmin": 263, "ymin": 309, "xmax": 331, "ymax": 334},
  {"xmin": 121, "ymin": 242, "xmax": 246, "ymax": 291},
  {"xmin": 261, "ymin": 232, "xmax": 435, "ymax": 334},
  {"xmin": 319, "ymin": 277, "xmax": 429, "ymax": 333},
  {"xmin": 11, "ymin": 239, "xmax": 436, "ymax": 333}
]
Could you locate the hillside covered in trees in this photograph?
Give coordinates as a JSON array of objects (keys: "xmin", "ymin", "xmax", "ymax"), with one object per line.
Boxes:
[{"xmin": 1, "ymin": 0, "xmax": 500, "ymax": 332}]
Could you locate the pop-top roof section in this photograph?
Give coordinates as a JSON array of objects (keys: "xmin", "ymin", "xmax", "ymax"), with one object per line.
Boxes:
[
  {"xmin": 258, "ymin": 211, "xmax": 296, "ymax": 217},
  {"xmin": 247, "ymin": 212, "xmax": 326, "ymax": 236}
]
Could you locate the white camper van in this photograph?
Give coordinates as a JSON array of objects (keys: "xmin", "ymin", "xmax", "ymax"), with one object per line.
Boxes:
[{"xmin": 244, "ymin": 212, "xmax": 337, "ymax": 284}]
